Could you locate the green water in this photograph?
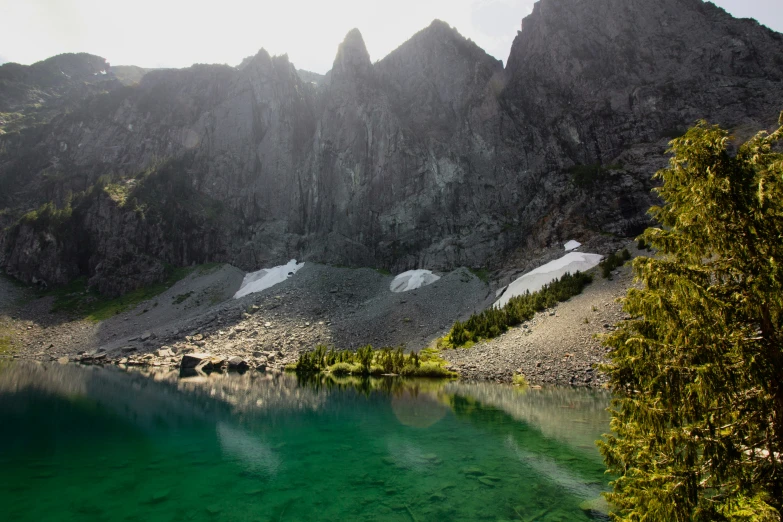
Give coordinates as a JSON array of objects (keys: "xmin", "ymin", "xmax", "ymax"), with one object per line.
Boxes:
[{"xmin": 0, "ymin": 362, "xmax": 612, "ymax": 521}]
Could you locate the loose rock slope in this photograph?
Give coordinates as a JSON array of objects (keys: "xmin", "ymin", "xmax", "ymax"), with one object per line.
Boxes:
[
  {"xmin": 1, "ymin": 244, "xmax": 640, "ymax": 386},
  {"xmin": 442, "ymin": 251, "xmax": 639, "ymax": 387}
]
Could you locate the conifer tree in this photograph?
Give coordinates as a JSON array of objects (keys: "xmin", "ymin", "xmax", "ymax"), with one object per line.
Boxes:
[{"xmin": 600, "ymin": 115, "xmax": 783, "ymax": 521}]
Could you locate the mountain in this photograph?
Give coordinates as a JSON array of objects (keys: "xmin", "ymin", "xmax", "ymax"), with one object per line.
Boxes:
[
  {"xmin": 0, "ymin": 53, "xmax": 117, "ymax": 133},
  {"xmin": 111, "ymin": 65, "xmax": 154, "ymax": 85},
  {"xmin": 1, "ymin": 0, "xmax": 781, "ymax": 295},
  {"xmin": 296, "ymin": 69, "xmax": 325, "ymax": 86}
]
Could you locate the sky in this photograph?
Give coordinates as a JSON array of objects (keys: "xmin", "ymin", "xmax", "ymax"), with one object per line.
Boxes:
[{"xmin": 0, "ymin": 0, "xmax": 781, "ymax": 74}]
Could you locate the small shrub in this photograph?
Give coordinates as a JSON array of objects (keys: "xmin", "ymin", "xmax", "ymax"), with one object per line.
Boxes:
[
  {"xmin": 328, "ymin": 362, "xmax": 353, "ymax": 376},
  {"xmin": 172, "ymin": 291, "xmax": 193, "ymax": 305},
  {"xmin": 599, "ymin": 249, "xmax": 632, "ymax": 279},
  {"xmin": 636, "ymin": 238, "xmax": 651, "ymax": 251},
  {"xmin": 512, "ymin": 374, "xmax": 528, "ymax": 387},
  {"xmin": 401, "ymin": 361, "xmax": 458, "ymax": 378},
  {"xmin": 468, "ymin": 268, "xmax": 490, "ymax": 283}
]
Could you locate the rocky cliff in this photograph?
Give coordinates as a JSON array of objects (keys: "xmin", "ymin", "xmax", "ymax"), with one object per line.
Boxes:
[{"xmin": 1, "ymin": 0, "xmax": 782, "ymax": 294}]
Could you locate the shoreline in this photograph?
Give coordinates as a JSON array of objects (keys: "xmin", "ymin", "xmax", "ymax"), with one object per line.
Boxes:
[{"xmin": 0, "ymin": 246, "xmax": 638, "ymax": 388}]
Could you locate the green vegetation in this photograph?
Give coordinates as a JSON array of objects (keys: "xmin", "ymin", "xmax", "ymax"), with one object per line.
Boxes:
[
  {"xmin": 468, "ymin": 267, "xmax": 490, "ymax": 283},
  {"xmin": 287, "ymin": 345, "xmax": 457, "ymax": 378},
  {"xmin": 440, "ymin": 271, "xmax": 593, "ymax": 348},
  {"xmin": 20, "ymin": 200, "xmax": 73, "ymax": 233},
  {"xmin": 635, "ymin": 237, "xmax": 651, "ymax": 251},
  {"xmin": 49, "ymin": 264, "xmax": 194, "ymax": 321},
  {"xmin": 567, "ymin": 162, "xmax": 623, "ymax": 189},
  {"xmin": 598, "ymin": 248, "xmax": 631, "ymax": 279},
  {"xmin": 196, "ymin": 262, "xmax": 222, "ymax": 274},
  {"xmin": 511, "ymin": 374, "xmax": 528, "ymax": 387},
  {"xmin": 3, "ymin": 155, "xmax": 233, "ymax": 319},
  {"xmin": 0, "ymin": 111, "xmax": 27, "ymax": 134},
  {"xmin": 102, "ymin": 180, "xmax": 133, "ymax": 207},
  {"xmin": 0, "ymin": 330, "xmax": 12, "ymax": 355},
  {"xmin": 292, "ymin": 370, "xmax": 456, "ymax": 397},
  {"xmin": 599, "ymin": 116, "xmax": 783, "ymax": 520},
  {"xmin": 0, "ymin": 270, "xmax": 30, "ymax": 289}
]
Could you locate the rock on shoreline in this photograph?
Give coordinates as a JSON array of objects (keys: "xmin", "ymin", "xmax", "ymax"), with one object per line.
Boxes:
[{"xmin": 2, "ymin": 244, "xmax": 638, "ymax": 387}]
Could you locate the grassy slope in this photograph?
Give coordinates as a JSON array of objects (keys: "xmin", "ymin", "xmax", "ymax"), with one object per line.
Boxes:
[{"xmin": 48, "ymin": 263, "xmax": 222, "ymax": 322}]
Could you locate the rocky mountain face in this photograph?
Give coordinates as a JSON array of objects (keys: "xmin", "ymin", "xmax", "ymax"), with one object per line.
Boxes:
[
  {"xmin": 1, "ymin": 0, "xmax": 782, "ymax": 294},
  {"xmin": 0, "ymin": 53, "xmax": 117, "ymax": 134}
]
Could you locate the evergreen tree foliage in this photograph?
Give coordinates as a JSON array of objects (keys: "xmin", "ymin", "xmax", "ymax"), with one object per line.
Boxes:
[
  {"xmin": 444, "ymin": 271, "xmax": 593, "ymax": 347},
  {"xmin": 600, "ymin": 115, "xmax": 783, "ymax": 521},
  {"xmin": 600, "ymin": 249, "xmax": 631, "ymax": 279},
  {"xmin": 292, "ymin": 344, "xmax": 428, "ymax": 376}
]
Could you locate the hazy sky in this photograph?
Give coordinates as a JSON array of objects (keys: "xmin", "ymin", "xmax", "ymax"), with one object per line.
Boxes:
[{"xmin": 0, "ymin": 0, "xmax": 781, "ymax": 73}]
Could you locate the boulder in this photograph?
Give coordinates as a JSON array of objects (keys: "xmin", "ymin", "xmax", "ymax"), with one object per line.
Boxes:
[
  {"xmin": 227, "ymin": 356, "xmax": 249, "ymax": 371},
  {"xmin": 181, "ymin": 353, "xmax": 212, "ymax": 369}
]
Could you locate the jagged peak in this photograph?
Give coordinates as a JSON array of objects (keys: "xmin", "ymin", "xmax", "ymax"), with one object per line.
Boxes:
[
  {"xmin": 379, "ymin": 18, "xmax": 502, "ymax": 71},
  {"xmin": 236, "ymin": 48, "xmax": 271, "ymax": 70},
  {"xmin": 331, "ymin": 28, "xmax": 372, "ymax": 80},
  {"xmin": 427, "ymin": 19, "xmax": 452, "ymax": 30},
  {"xmin": 238, "ymin": 49, "xmax": 295, "ymax": 76},
  {"xmin": 412, "ymin": 19, "xmax": 469, "ymax": 44}
]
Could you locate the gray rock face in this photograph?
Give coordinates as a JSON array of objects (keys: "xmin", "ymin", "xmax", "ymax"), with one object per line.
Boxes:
[
  {"xmin": 1, "ymin": 0, "xmax": 782, "ymax": 292},
  {"xmin": 0, "ymin": 53, "xmax": 113, "ymax": 114}
]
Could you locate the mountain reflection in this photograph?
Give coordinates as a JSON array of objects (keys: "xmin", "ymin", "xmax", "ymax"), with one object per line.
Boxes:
[
  {"xmin": 0, "ymin": 361, "xmax": 609, "ymax": 454},
  {"xmin": 0, "ymin": 361, "xmax": 612, "ymax": 521}
]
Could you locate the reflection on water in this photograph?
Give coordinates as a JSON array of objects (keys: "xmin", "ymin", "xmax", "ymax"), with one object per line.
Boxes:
[
  {"xmin": 391, "ymin": 388, "xmax": 449, "ymax": 428},
  {"xmin": 216, "ymin": 422, "xmax": 282, "ymax": 477},
  {"xmin": 0, "ymin": 361, "xmax": 612, "ymax": 521}
]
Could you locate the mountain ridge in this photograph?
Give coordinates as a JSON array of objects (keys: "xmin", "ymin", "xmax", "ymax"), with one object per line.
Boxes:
[{"xmin": 1, "ymin": 0, "xmax": 782, "ymax": 295}]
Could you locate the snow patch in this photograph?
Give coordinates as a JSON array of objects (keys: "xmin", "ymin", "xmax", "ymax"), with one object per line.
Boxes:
[
  {"xmin": 494, "ymin": 252, "xmax": 603, "ymax": 308},
  {"xmin": 564, "ymin": 240, "xmax": 581, "ymax": 251},
  {"xmin": 390, "ymin": 270, "xmax": 440, "ymax": 293},
  {"xmin": 233, "ymin": 259, "xmax": 304, "ymax": 299}
]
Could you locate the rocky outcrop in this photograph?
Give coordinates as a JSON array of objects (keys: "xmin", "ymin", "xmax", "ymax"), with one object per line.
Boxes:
[
  {"xmin": 1, "ymin": 0, "xmax": 782, "ymax": 292},
  {"xmin": 504, "ymin": 0, "xmax": 783, "ymax": 160},
  {"xmin": 0, "ymin": 53, "xmax": 118, "ymax": 136}
]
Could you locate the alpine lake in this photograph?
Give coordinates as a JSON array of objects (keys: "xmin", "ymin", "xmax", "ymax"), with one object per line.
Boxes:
[{"xmin": 0, "ymin": 361, "xmax": 612, "ymax": 521}]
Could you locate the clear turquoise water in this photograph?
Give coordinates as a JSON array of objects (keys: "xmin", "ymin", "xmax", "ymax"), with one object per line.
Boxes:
[{"xmin": 0, "ymin": 362, "xmax": 611, "ymax": 521}]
